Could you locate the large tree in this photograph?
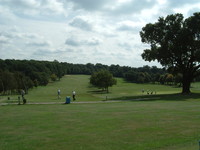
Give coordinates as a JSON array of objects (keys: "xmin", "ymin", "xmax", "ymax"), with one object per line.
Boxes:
[
  {"xmin": 140, "ymin": 12, "xmax": 200, "ymax": 94},
  {"xmin": 90, "ymin": 70, "xmax": 117, "ymax": 93}
]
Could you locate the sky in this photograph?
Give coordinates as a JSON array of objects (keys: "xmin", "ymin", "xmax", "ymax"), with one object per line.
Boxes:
[{"xmin": 0, "ymin": 0, "xmax": 200, "ymax": 67}]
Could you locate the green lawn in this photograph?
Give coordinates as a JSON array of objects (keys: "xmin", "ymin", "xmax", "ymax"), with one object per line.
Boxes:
[
  {"xmin": 0, "ymin": 75, "xmax": 200, "ymax": 150},
  {"xmin": 0, "ymin": 100, "xmax": 200, "ymax": 150},
  {"xmin": 1, "ymin": 75, "xmax": 183, "ymax": 103}
]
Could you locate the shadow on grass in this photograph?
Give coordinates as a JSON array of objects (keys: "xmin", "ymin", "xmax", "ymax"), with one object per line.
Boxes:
[
  {"xmin": 87, "ymin": 90, "xmax": 108, "ymax": 94},
  {"xmin": 110, "ymin": 93, "xmax": 200, "ymax": 102}
]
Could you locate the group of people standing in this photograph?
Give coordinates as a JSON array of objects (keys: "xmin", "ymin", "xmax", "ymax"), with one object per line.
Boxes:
[
  {"xmin": 57, "ymin": 89, "xmax": 76, "ymax": 101},
  {"xmin": 142, "ymin": 89, "xmax": 156, "ymax": 95}
]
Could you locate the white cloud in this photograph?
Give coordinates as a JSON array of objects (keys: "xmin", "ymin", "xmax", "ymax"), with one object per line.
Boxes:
[
  {"xmin": 26, "ymin": 41, "xmax": 51, "ymax": 47},
  {"xmin": 116, "ymin": 21, "xmax": 142, "ymax": 33},
  {"xmin": 0, "ymin": 5, "xmax": 17, "ymax": 24},
  {"xmin": 68, "ymin": 0, "xmax": 114, "ymax": 11},
  {"xmin": 0, "ymin": 35, "xmax": 10, "ymax": 44},
  {"xmin": 42, "ymin": 0, "xmax": 65, "ymax": 15},
  {"xmin": 65, "ymin": 37, "xmax": 101, "ymax": 47},
  {"xmin": 0, "ymin": 0, "xmax": 199, "ymax": 67},
  {"xmin": 106, "ymin": 0, "xmax": 157, "ymax": 15},
  {"xmin": 168, "ymin": 0, "xmax": 199, "ymax": 8},
  {"xmin": 85, "ymin": 38, "xmax": 102, "ymax": 46},
  {"xmin": 69, "ymin": 17, "xmax": 93, "ymax": 31},
  {"xmin": 65, "ymin": 38, "xmax": 81, "ymax": 46},
  {"xmin": 117, "ymin": 24, "xmax": 135, "ymax": 31},
  {"xmin": 173, "ymin": 2, "xmax": 200, "ymax": 17},
  {"xmin": 118, "ymin": 42, "xmax": 132, "ymax": 51},
  {"xmin": 0, "ymin": 0, "xmax": 67, "ymax": 20}
]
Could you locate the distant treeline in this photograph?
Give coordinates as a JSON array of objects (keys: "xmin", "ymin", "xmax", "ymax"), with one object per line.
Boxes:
[
  {"xmin": 0, "ymin": 59, "xmax": 65, "ymax": 94},
  {"xmin": 1, "ymin": 59, "xmax": 188, "ymax": 95}
]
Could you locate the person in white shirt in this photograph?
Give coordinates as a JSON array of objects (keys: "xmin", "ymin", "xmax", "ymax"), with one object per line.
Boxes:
[
  {"xmin": 72, "ymin": 91, "xmax": 76, "ymax": 101},
  {"xmin": 57, "ymin": 89, "xmax": 61, "ymax": 99}
]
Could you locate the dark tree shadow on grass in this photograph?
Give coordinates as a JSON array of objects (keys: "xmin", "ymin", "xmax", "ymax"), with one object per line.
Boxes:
[
  {"xmin": 110, "ymin": 93, "xmax": 200, "ymax": 102},
  {"xmin": 87, "ymin": 89, "xmax": 109, "ymax": 94}
]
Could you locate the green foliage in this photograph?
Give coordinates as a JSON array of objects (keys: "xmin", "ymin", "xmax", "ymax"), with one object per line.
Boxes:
[
  {"xmin": 0, "ymin": 71, "xmax": 16, "ymax": 93},
  {"xmin": 123, "ymin": 70, "xmax": 138, "ymax": 82},
  {"xmin": 165, "ymin": 74, "xmax": 174, "ymax": 83},
  {"xmin": 50, "ymin": 74, "xmax": 57, "ymax": 82},
  {"xmin": 90, "ymin": 70, "xmax": 117, "ymax": 92},
  {"xmin": 124, "ymin": 71, "xmax": 151, "ymax": 83},
  {"xmin": 123, "ymin": 65, "xmax": 165, "ymax": 83},
  {"xmin": 33, "ymin": 79, "xmax": 39, "ymax": 87},
  {"xmin": 0, "ymin": 59, "xmax": 66, "ymax": 94},
  {"xmin": 140, "ymin": 12, "xmax": 200, "ymax": 94},
  {"xmin": 0, "ymin": 58, "xmax": 168, "ymax": 95},
  {"xmin": 0, "ymin": 59, "xmax": 167, "ymax": 94}
]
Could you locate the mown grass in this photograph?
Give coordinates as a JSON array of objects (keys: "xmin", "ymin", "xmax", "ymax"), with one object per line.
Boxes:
[
  {"xmin": 24, "ymin": 75, "xmax": 200, "ymax": 102},
  {"xmin": 0, "ymin": 75, "xmax": 183, "ymax": 103},
  {"xmin": 0, "ymin": 100, "xmax": 200, "ymax": 150},
  {"xmin": 1, "ymin": 75, "xmax": 200, "ymax": 150}
]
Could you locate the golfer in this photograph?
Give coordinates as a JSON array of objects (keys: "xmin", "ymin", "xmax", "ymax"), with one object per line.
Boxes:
[
  {"xmin": 57, "ymin": 89, "xmax": 61, "ymax": 99},
  {"xmin": 72, "ymin": 91, "xmax": 76, "ymax": 101}
]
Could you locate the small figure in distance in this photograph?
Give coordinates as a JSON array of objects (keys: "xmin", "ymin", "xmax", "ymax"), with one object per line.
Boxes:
[
  {"xmin": 21, "ymin": 89, "xmax": 26, "ymax": 104},
  {"xmin": 57, "ymin": 89, "xmax": 61, "ymax": 99},
  {"xmin": 142, "ymin": 89, "xmax": 144, "ymax": 94},
  {"xmin": 147, "ymin": 90, "xmax": 149, "ymax": 95},
  {"xmin": 21, "ymin": 89, "xmax": 25, "ymax": 99},
  {"xmin": 72, "ymin": 91, "xmax": 76, "ymax": 101}
]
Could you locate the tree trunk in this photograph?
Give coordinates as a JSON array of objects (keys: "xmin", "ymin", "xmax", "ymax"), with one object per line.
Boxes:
[
  {"xmin": 106, "ymin": 87, "xmax": 109, "ymax": 93},
  {"xmin": 1, "ymin": 81, "xmax": 4, "ymax": 94},
  {"xmin": 182, "ymin": 78, "xmax": 191, "ymax": 94}
]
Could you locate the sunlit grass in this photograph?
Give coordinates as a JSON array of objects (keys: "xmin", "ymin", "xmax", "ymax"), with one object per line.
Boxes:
[
  {"xmin": 1, "ymin": 75, "xmax": 200, "ymax": 150},
  {"xmin": 0, "ymin": 100, "xmax": 200, "ymax": 150},
  {"xmin": 24, "ymin": 75, "xmax": 182, "ymax": 102}
]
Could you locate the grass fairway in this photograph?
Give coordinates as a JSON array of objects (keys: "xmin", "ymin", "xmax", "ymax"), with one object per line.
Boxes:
[
  {"xmin": 4, "ymin": 75, "xmax": 182, "ymax": 103},
  {"xmin": 0, "ymin": 100, "xmax": 200, "ymax": 150},
  {"xmin": 1, "ymin": 75, "xmax": 200, "ymax": 150}
]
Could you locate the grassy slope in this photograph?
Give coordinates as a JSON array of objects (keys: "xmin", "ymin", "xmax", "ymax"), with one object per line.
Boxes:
[
  {"xmin": 26, "ymin": 75, "xmax": 96, "ymax": 102},
  {"xmin": 1, "ymin": 75, "xmax": 183, "ymax": 103},
  {"xmin": 26, "ymin": 75, "xmax": 182, "ymax": 102},
  {"xmin": 1, "ymin": 75, "xmax": 200, "ymax": 150},
  {"xmin": 0, "ymin": 101, "xmax": 200, "ymax": 150}
]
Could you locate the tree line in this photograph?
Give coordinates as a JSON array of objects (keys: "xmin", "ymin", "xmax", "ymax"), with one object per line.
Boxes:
[
  {"xmin": 63, "ymin": 62, "xmax": 189, "ymax": 86},
  {"xmin": 0, "ymin": 59, "xmax": 65, "ymax": 94},
  {"xmin": 0, "ymin": 59, "xmax": 189, "ymax": 95}
]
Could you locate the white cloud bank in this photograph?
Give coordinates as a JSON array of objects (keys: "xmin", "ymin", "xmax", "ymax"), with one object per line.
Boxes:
[{"xmin": 0, "ymin": 0, "xmax": 200, "ymax": 67}]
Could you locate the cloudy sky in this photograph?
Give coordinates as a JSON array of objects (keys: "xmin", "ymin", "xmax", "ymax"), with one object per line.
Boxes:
[{"xmin": 0, "ymin": 0, "xmax": 200, "ymax": 67}]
